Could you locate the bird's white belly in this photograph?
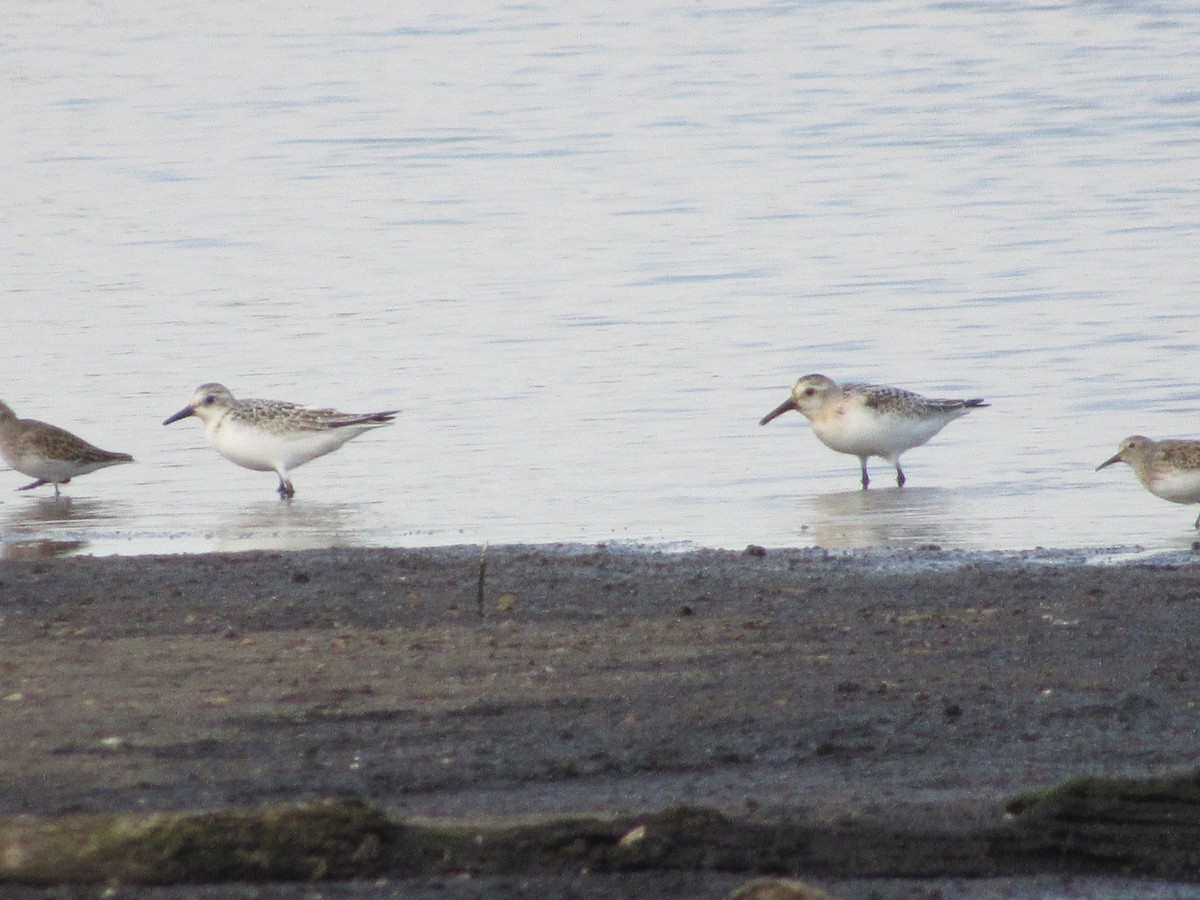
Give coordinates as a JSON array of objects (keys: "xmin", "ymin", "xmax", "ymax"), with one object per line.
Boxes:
[
  {"xmin": 4, "ymin": 451, "xmax": 98, "ymax": 481},
  {"xmin": 0, "ymin": 446, "xmax": 27, "ymax": 475},
  {"xmin": 207, "ymin": 420, "xmax": 358, "ymax": 473},
  {"xmin": 812, "ymin": 408, "xmax": 953, "ymax": 460},
  {"xmin": 1146, "ymin": 468, "xmax": 1200, "ymax": 505}
]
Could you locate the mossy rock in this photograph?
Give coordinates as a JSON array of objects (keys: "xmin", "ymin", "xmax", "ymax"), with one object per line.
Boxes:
[
  {"xmin": 0, "ymin": 796, "xmax": 396, "ymax": 885},
  {"xmin": 1007, "ymin": 769, "xmax": 1200, "ymax": 821},
  {"xmin": 1003, "ymin": 768, "xmax": 1200, "ymax": 877}
]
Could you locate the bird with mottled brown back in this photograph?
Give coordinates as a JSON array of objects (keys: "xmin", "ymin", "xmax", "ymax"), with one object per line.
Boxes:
[
  {"xmin": 0, "ymin": 400, "xmax": 133, "ymax": 497},
  {"xmin": 1098, "ymin": 435, "xmax": 1200, "ymax": 528}
]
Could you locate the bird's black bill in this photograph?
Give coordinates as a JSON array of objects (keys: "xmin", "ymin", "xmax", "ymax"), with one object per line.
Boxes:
[
  {"xmin": 162, "ymin": 406, "xmax": 195, "ymax": 425},
  {"xmin": 759, "ymin": 398, "xmax": 797, "ymax": 426},
  {"xmin": 1096, "ymin": 453, "xmax": 1123, "ymax": 471}
]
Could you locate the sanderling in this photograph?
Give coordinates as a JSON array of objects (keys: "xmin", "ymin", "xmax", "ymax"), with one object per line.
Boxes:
[
  {"xmin": 759, "ymin": 373, "xmax": 988, "ymax": 488},
  {"xmin": 1097, "ymin": 435, "xmax": 1200, "ymax": 528},
  {"xmin": 0, "ymin": 401, "xmax": 133, "ymax": 496},
  {"xmin": 163, "ymin": 383, "xmax": 398, "ymax": 498}
]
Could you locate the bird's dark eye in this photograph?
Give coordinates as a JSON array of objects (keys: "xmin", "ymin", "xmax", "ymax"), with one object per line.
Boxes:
[
  {"xmin": 803, "ymin": 387, "xmax": 815, "ymax": 396},
  {"xmin": 202, "ymin": 395, "xmax": 215, "ymax": 405}
]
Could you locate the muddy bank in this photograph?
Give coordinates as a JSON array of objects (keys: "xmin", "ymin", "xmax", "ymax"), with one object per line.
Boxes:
[
  {"xmin": 7, "ymin": 777, "xmax": 1200, "ymax": 886},
  {"xmin": 1, "ymin": 544, "xmax": 1200, "ymax": 897}
]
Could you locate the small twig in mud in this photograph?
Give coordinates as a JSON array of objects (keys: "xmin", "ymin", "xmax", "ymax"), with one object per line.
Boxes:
[{"xmin": 477, "ymin": 543, "xmax": 488, "ymax": 618}]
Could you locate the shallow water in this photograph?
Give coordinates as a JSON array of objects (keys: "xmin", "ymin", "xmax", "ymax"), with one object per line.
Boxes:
[{"xmin": 4, "ymin": 1, "xmax": 1200, "ymax": 557}]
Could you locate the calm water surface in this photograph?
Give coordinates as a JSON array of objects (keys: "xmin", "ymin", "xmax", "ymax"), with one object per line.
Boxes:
[{"xmin": 4, "ymin": 1, "xmax": 1200, "ymax": 557}]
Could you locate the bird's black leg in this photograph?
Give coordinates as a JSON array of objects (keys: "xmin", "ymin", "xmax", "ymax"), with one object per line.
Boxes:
[
  {"xmin": 1194, "ymin": 508, "xmax": 1199, "ymax": 530},
  {"xmin": 896, "ymin": 463, "xmax": 906, "ymax": 488},
  {"xmin": 860, "ymin": 459, "xmax": 870, "ymax": 490},
  {"xmin": 17, "ymin": 479, "xmax": 48, "ymax": 492},
  {"xmin": 277, "ymin": 477, "xmax": 295, "ymax": 499}
]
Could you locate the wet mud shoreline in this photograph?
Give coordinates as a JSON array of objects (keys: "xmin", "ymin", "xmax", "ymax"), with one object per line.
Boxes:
[{"xmin": 2, "ymin": 544, "xmax": 1200, "ymax": 898}]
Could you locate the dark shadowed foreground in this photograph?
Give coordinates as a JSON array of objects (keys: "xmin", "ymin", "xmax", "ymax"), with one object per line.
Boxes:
[{"xmin": 2, "ymin": 544, "xmax": 1200, "ymax": 898}]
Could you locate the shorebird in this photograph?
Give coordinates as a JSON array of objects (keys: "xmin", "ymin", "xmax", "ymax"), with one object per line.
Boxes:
[
  {"xmin": 0, "ymin": 400, "xmax": 133, "ymax": 496},
  {"xmin": 163, "ymin": 383, "xmax": 398, "ymax": 498},
  {"xmin": 1097, "ymin": 435, "xmax": 1200, "ymax": 528},
  {"xmin": 759, "ymin": 373, "xmax": 988, "ymax": 488}
]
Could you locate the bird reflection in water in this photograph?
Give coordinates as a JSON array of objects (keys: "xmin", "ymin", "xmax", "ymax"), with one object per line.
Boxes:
[
  {"xmin": 803, "ymin": 487, "xmax": 967, "ymax": 550},
  {"xmin": 0, "ymin": 497, "xmax": 124, "ymax": 559}
]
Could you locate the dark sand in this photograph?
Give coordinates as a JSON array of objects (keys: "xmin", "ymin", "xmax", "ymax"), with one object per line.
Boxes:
[{"xmin": 2, "ymin": 544, "xmax": 1200, "ymax": 898}]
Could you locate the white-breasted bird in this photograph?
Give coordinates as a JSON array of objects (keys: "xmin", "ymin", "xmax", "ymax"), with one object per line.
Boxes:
[
  {"xmin": 163, "ymin": 383, "xmax": 397, "ymax": 498},
  {"xmin": 760, "ymin": 373, "xmax": 987, "ymax": 488}
]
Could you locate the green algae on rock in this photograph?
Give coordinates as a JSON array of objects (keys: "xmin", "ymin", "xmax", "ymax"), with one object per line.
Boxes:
[
  {"xmin": 0, "ymin": 797, "xmax": 395, "ymax": 885},
  {"xmin": 1003, "ymin": 768, "xmax": 1200, "ymax": 877}
]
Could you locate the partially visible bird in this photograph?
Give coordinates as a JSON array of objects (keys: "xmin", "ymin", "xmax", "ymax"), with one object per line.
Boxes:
[
  {"xmin": 1097, "ymin": 435, "xmax": 1200, "ymax": 528},
  {"xmin": 0, "ymin": 400, "xmax": 133, "ymax": 496}
]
